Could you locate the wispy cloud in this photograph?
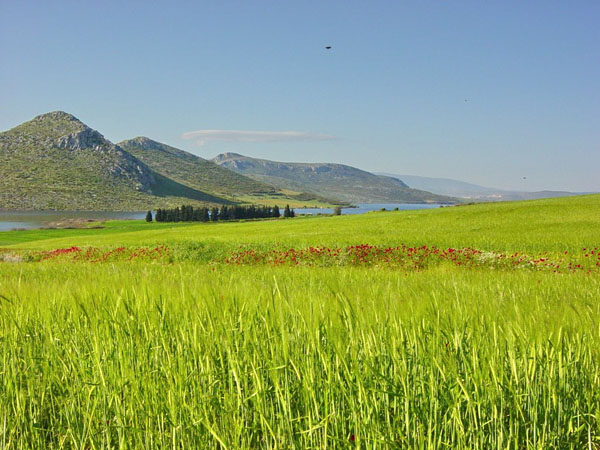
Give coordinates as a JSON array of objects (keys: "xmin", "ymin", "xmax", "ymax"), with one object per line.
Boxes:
[{"xmin": 181, "ymin": 129, "xmax": 336, "ymax": 146}]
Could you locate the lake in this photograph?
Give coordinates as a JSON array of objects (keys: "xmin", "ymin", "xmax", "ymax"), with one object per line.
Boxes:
[
  {"xmin": 295, "ymin": 203, "xmax": 443, "ymax": 215},
  {"xmin": 0, "ymin": 211, "xmax": 147, "ymax": 231},
  {"xmin": 0, "ymin": 204, "xmax": 444, "ymax": 231}
]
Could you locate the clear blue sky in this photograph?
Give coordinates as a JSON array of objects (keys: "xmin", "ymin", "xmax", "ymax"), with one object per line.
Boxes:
[{"xmin": 1, "ymin": 1, "xmax": 598, "ymax": 192}]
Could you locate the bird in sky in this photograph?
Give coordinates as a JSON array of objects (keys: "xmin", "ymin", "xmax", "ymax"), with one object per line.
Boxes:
[{"xmin": 325, "ymin": 46, "xmax": 332, "ymax": 50}]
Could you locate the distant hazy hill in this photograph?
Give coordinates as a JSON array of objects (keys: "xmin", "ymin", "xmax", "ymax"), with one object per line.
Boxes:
[
  {"xmin": 378, "ymin": 173, "xmax": 592, "ymax": 201},
  {"xmin": 212, "ymin": 153, "xmax": 456, "ymax": 204},
  {"xmin": 119, "ymin": 138, "xmax": 333, "ymax": 205},
  {"xmin": 0, "ymin": 111, "xmax": 228, "ymax": 210}
]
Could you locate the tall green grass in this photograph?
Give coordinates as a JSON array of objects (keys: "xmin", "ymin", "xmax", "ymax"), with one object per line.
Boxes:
[
  {"xmin": 1, "ymin": 263, "xmax": 599, "ymax": 448},
  {"xmin": 1, "ymin": 195, "xmax": 599, "ymax": 448}
]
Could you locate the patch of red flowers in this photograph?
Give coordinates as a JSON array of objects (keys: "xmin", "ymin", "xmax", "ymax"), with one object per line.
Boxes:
[
  {"xmin": 40, "ymin": 244, "xmax": 170, "ymax": 263},
  {"xmin": 43, "ymin": 246, "xmax": 81, "ymax": 258},
  {"xmin": 30, "ymin": 243, "xmax": 600, "ymax": 274},
  {"xmin": 224, "ymin": 244, "xmax": 600, "ymax": 274}
]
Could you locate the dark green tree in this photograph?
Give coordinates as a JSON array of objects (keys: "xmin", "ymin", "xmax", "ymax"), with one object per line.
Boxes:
[
  {"xmin": 283, "ymin": 204, "xmax": 291, "ymax": 218},
  {"xmin": 273, "ymin": 205, "xmax": 280, "ymax": 218},
  {"xmin": 145, "ymin": 210, "xmax": 153, "ymax": 222}
]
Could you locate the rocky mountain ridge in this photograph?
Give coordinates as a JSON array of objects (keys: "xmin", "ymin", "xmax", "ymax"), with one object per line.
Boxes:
[{"xmin": 212, "ymin": 153, "xmax": 455, "ymax": 204}]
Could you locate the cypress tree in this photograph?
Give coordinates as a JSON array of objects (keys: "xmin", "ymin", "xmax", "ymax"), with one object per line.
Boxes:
[
  {"xmin": 202, "ymin": 208, "xmax": 210, "ymax": 222},
  {"xmin": 283, "ymin": 204, "xmax": 291, "ymax": 218},
  {"xmin": 211, "ymin": 207, "xmax": 219, "ymax": 221},
  {"xmin": 273, "ymin": 205, "xmax": 280, "ymax": 218},
  {"xmin": 145, "ymin": 210, "xmax": 153, "ymax": 222}
]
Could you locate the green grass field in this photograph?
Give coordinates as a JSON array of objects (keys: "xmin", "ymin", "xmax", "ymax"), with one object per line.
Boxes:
[{"xmin": 1, "ymin": 195, "xmax": 599, "ymax": 448}]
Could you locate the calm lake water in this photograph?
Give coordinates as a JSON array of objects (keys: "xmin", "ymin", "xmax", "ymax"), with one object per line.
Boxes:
[
  {"xmin": 0, "ymin": 211, "xmax": 146, "ymax": 231},
  {"xmin": 295, "ymin": 203, "xmax": 443, "ymax": 215},
  {"xmin": 0, "ymin": 204, "xmax": 443, "ymax": 231}
]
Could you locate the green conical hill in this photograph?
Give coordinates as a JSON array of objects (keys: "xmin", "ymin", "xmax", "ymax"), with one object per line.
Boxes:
[{"xmin": 0, "ymin": 112, "xmax": 228, "ymax": 210}]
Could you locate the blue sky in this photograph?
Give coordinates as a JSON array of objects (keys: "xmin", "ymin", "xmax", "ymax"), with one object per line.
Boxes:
[{"xmin": 1, "ymin": 1, "xmax": 598, "ymax": 192}]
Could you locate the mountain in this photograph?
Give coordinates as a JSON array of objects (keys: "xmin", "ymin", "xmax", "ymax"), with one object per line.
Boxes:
[
  {"xmin": 212, "ymin": 153, "xmax": 457, "ymax": 204},
  {"xmin": 378, "ymin": 173, "xmax": 593, "ymax": 202},
  {"xmin": 118, "ymin": 137, "xmax": 336, "ymax": 205},
  {"xmin": 0, "ymin": 111, "xmax": 229, "ymax": 210}
]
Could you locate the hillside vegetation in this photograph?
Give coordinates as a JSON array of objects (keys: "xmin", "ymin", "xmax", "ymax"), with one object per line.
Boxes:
[
  {"xmin": 213, "ymin": 152, "xmax": 457, "ymax": 204},
  {"xmin": 119, "ymin": 137, "xmax": 336, "ymax": 206},
  {"xmin": 0, "ymin": 112, "xmax": 230, "ymax": 210}
]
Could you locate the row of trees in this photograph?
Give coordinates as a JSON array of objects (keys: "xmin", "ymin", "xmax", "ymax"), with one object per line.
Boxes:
[{"xmin": 147, "ymin": 204, "xmax": 295, "ymax": 223}]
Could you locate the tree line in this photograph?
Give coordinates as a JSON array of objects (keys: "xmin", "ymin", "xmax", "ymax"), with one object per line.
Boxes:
[{"xmin": 147, "ymin": 204, "xmax": 295, "ymax": 223}]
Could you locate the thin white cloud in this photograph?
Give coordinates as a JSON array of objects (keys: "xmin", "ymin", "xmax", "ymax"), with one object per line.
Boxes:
[{"xmin": 181, "ymin": 129, "xmax": 336, "ymax": 146}]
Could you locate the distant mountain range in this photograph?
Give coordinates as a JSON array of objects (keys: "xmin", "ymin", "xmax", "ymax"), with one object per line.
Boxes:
[
  {"xmin": 0, "ymin": 112, "xmax": 331, "ymax": 210},
  {"xmin": 117, "ymin": 137, "xmax": 331, "ymax": 206},
  {"xmin": 377, "ymin": 173, "xmax": 593, "ymax": 202},
  {"xmin": 212, "ymin": 153, "xmax": 456, "ymax": 204},
  {"xmin": 5, "ymin": 110, "xmax": 581, "ymax": 211}
]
